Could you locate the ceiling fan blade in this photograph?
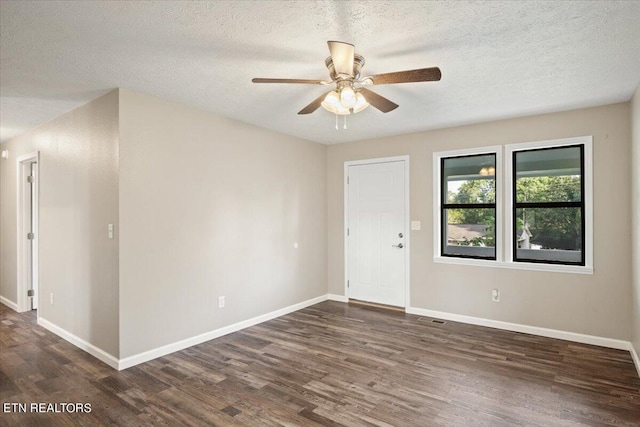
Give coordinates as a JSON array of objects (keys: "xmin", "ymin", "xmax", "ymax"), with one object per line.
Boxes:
[
  {"xmin": 358, "ymin": 88, "xmax": 399, "ymax": 113},
  {"xmin": 298, "ymin": 91, "xmax": 331, "ymax": 115},
  {"xmin": 252, "ymin": 78, "xmax": 325, "ymax": 84},
  {"xmin": 368, "ymin": 67, "xmax": 442, "ymax": 85},
  {"xmin": 327, "ymin": 41, "xmax": 355, "ymax": 76}
]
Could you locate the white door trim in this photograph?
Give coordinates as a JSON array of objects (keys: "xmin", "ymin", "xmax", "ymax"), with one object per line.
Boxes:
[
  {"xmin": 16, "ymin": 151, "xmax": 39, "ymax": 313},
  {"xmin": 344, "ymin": 155, "xmax": 410, "ymax": 308}
]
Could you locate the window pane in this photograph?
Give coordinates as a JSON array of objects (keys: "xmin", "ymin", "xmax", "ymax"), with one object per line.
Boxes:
[
  {"xmin": 444, "ymin": 208, "xmax": 495, "ymax": 258},
  {"xmin": 515, "ymin": 146, "xmax": 581, "ymax": 203},
  {"xmin": 444, "ymin": 154, "xmax": 495, "ymax": 204},
  {"xmin": 516, "ymin": 176, "xmax": 581, "ymax": 203},
  {"xmin": 515, "ymin": 207, "xmax": 582, "ymax": 263},
  {"xmin": 447, "ymin": 178, "xmax": 496, "ymax": 204}
]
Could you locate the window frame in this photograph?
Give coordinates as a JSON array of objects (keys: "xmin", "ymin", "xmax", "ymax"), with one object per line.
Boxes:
[
  {"xmin": 440, "ymin": 153, "xmax": 498, "ymax": 261},
  {"xmin": 511, "ymin": 144, "xmax": 585, "ymax": 266},
  {"xmin": 433, "ymin": 136, "xmax": 593, "ymax": 275},
  {"xmin": 505, "ymin": 136, "xmax": 593, "ymax": 273},
  {"xmin": 433, "ymin": 146, "xmax": 503, "ymax": 266}
]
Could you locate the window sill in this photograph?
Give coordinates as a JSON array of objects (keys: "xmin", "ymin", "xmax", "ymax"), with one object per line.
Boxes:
[{"xmin": 433, "ymin": 256, "xmax": 594, "ymax": 275}]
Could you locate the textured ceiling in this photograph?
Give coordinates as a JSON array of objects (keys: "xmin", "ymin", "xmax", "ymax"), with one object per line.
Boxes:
[{"xmin": 1, "ymin": 1, "xmax": 640, "ymax": 144}]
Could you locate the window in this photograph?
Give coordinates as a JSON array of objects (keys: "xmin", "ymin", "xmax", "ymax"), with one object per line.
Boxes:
[
  {"xmin": 440, "ymin": 152, "xmax": 497, "ymax": 260},
  {"xmin": 434, "ymin": 136, "xmax": 592, "ymax": 274},
  {"xmin": 512, "ymin": 145, "xmax": 585, "ymax": 265}
]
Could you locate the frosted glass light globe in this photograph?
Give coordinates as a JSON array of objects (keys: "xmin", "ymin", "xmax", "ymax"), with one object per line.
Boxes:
[
  {"xmin": 352, "ymin": 92, "xmax": 369, "ymax": 113},
  {"xmin": 321, "ymin": 91, "xmax": 350, "ymax": 115},
  {"xmin": 340, "ymin": 86, "xmax": 357, "ymax": 108}
]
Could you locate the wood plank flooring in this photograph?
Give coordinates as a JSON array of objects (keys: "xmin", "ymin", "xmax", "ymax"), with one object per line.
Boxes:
[{"xmin": 1, "ymin": 301, "xmax": 639, "ymax": 426}]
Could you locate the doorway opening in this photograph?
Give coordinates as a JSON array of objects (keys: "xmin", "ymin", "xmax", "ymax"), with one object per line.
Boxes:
[
  {"xmin": 17, "ymin": 152, "xmax": 39, "ymax": 313},
  {"xmin": 344, "ymin": 156, "xmax": 410, "ymax": 308}
]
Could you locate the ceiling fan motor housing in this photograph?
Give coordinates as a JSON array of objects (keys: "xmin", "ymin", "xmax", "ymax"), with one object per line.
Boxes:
[{"xmin": 325, "ymin": 54, "xmax": 365, "ymax": 80}]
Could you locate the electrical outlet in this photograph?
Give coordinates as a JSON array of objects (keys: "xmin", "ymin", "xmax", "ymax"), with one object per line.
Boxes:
[
  {"xmin": 218, "ymin": 296, "xmax": 225, "ymax": 308},
  {"xmin": 491, "ymin": 289, "xmax": 500, "ymax": 303},
  {"xmin": 50, "ymin": 292, "xmax": 54, "ymax": 305}
]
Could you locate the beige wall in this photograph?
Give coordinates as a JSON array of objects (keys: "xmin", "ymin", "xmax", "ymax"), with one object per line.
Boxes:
[
  {"xmin": 0, "ymin": 91, "xmax": 120, "ymax": 356},
  {"xmin": 0, "ymin": 161, "xmax": 2, "ymax": 304},
  {"xmin": 328, "ymin": 103, "xmax": 632, "ymax": 341},
  {"xmin": 1, "ymin": 88, "xmax": 635, "ymax": 364},
  {"xmin": 0, "ymin": 140, "xmax": 18, "ymax": 303},
  {"xmin": 118, "ymin": 90, "xmax": 327, "ymax": 358},
  {"xmin": 632, "ymin": 86, "xmax": 640, "ymax": 354},
  {"xmin": 0, "ymin": 145, "xmax": 12, "ymax": 303}
]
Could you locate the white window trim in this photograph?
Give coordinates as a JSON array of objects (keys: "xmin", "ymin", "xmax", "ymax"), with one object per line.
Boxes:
[
  {"xmin": 505, "ymin": 136, "xmax": 593, "ymax": 274},
  {"xmin": 433, "ymin": 136, "xmax": 594, "ymax": 275},
  {"xmin": 433, "ymin": 146, "xmax": 503, "ymax": 265}
]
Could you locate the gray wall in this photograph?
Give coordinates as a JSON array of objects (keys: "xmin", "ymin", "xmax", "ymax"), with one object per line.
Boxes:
[
  {"xmin": 328, "ymin": 103, "xmax": 632, "ymax": 341},
  {"xmin": 632, "ymin": 86, "xmax": 640, "ymax": 355},
  {"xmin": 0, "ymin": 91, "xmax": 120, "ymax": 356},
  {"xmin": 118, "ymin": 90, "xmax": 327, "ymax": 358}
]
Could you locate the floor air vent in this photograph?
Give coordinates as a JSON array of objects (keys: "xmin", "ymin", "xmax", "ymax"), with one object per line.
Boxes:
[{"xmin": 418, "ymin": 317, "xmax": 447, "ymax": 325}]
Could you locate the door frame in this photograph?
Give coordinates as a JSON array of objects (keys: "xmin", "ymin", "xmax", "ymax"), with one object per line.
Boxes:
[
  {"xmin": 344, "ymin": 155, "xmax": 410, "ymax": 307},
  {"xmin": 16, "ymin": 151, "xmax": 39, "ymax": 313}
]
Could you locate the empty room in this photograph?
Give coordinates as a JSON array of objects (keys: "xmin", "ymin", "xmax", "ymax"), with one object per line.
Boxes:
[{"xmin": 1, "ymin": 1, "xmax": 640, "ymax": 425}]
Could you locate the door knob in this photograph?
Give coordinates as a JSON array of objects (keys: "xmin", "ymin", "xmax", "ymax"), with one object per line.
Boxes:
[{"xmin": 392, "ymin": 243, "xmax": 404, "ymax": 249}]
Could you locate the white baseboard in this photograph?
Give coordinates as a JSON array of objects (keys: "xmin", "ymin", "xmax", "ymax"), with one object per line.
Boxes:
[
  {"xmin": 406, "ymin": 306, "xmax": 631, "ymax": 351},
  {"xmin": 0, "ymin": 296, "xmax": 19, "ymax": 312},
  {"xmin": 33, "ymin": 295, "xmax": 639, "ymax": 379},
  {"xmin": 118, "ymin": 294, "xmax": 329, "ymax": 370},
  {"xmin": 37, "ymin": 317, "xmax": 119, "ymax": 370},
  {"xmin": 630, "ymin": 342, "xmax": 640, "ymax": 378},
  {"xmin": 327, "ymin": 293, "xmax": 348, "ymax": 303}
]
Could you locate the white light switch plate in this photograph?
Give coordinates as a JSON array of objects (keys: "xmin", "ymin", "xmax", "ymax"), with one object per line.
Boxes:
[
  {"xmin": 411, "ymin": 221, "xmax": 421, "ymax": 231},
  {"xmin": 108, "ymin": 224, "xmax": 114, "ymax": 239}
]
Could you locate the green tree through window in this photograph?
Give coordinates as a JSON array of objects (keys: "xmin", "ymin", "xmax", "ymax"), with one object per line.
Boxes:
[
  {"xmin": 449, "ymin": 176, "xmax": 582, "ymax": 251},
  {"xmin": 515, "ymin": 176, "xmax": 581, "ymax": 250},
  {"xmin": 447, "ymin": 179, "xmax": 495, "ymax": 247}
]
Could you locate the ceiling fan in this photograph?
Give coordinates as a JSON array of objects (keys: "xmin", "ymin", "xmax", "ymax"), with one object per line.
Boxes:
[{"xmin": 252, "ymin": 41, "xmax": 441, "ymax": 116}]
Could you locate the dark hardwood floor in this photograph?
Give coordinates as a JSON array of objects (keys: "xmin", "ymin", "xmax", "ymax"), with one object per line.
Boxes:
[{"xmin": 1, "ymin": 301, "xmax": 639, "ymax": 426}]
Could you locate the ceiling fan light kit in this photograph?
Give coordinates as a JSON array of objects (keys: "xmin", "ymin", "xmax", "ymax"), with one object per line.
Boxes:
[
  {"xmin": 321, "ymin": 91, "xmax": 348, "ymax": 115},
  {"xmin": 321, "ymin": 81, "xmax": 370, "ymax": 116},
  {"xmin": 252, "ymin": 41, "xmax": 441, "ymax": 128}
]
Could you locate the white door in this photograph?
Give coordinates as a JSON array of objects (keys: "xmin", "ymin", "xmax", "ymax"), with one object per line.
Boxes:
[
  {"xmin": 347, "ymin": 160, "xmax": 407, "ymax": 307},
  {"xmin": 17, "ymin": 152, "xmax": 39, "ymax": 313},
  {"xmin": 30, "ymin": 161, "xmax": 38, "ymax": 310}
]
